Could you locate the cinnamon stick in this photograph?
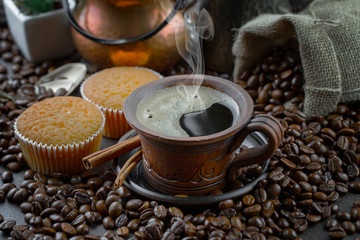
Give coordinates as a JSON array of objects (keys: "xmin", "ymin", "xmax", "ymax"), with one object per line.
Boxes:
[
  {"xmin": 83, "ymin": 135, "xmax": 141, "ymax": 170},
  {"xmin": 113, "ymin": 149, "xmax": 142, "ymax": 188}
]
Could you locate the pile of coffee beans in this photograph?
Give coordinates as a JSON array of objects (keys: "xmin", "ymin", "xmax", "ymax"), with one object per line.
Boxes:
[
  {"xmin": 324, "ymin": 200, "xmax": 360, "ymax": 239},
  {"xmin": 0, "ymin": 27, "xmax": 359, "ymax": 240}
]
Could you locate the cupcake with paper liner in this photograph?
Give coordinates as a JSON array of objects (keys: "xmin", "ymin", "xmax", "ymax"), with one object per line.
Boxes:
[
  {"xmin": 14, "ymin": 96, "xmax": 105, "ymax": 175},
  {"xmin": 80, "ymin": 66, "xmax": 162, "ymax": 139}
]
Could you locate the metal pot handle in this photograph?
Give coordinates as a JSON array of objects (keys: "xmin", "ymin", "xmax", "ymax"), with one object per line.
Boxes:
[{"xmin": 61, "ymin": 0, "xmax": 191, "ymax": 45}]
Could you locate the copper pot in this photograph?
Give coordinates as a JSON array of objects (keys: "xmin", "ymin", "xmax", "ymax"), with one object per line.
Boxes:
[{"xmin": 62, "ymin": 0, "xmax": 188, "ymax": 72}]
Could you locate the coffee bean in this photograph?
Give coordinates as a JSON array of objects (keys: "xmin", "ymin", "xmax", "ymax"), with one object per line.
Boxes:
[
  {"xmin": 281, "ymin": 227, "xmax": 297, "ymax": 239},
  {"xmin": 84, "ymin": 211, "xmax": 96, "ymax": 225},
  {"xmin": 23, "ymin": 169, "xmax": 35, "ymax": 180},
  {"xmin": 168, "ymin": 207, "xmax": 184, "ymax": 219},
  {"xmin": 328, "ymin": 226, "xmax": 346, "ymax": 239},
  {"xmin": 253, "ymin": 188, "xmax": 267, "ymax": 204},
  {"xmin": 306, "ymin": 162, "xmax": 322, "ymax": 172},
  {"xmin": 268, "ymin": 170, "xmax": 284, "ymax": 183},
  {"xmin": 322, "ymin": 206, "xmax": 332, "ymax": 219},
  {"xmin": 55, "ymin": 232, "xmax": 69, "ymax": 239},
  {"xmin": 7, "ymin": 145, "xmax": 21, "ymax": 154},
  {"xmin": 325, "ymin": 218, "xmax": 339, "ymax": 230},
  {"xmin": 341, "ymin": 221, "xmax": 356, "ymax": 234},
  {"xmin": 108, "ymin": 201, "xmax": 123, "ymax": 219},
  {"xmin": 319, "ymin": 183, "xmax": 335, "ymax": 193},
  {"xmin": 242, "ymin": 194, "xmax": 255, "ymax": 206},
  {"xmin": 127, "ymin": 219, "xmax": 140, "ymax": 232},
  {"xmin": 257, "ymin": 90, "xmax": 269, "ymax": 104},
  {"xmin": 247, "ymin": 75, "xmax": 259, "ymax": 89},
  {"xmin": 154, "ymin": 205, "xmax": 167, "ymax": 220},
  {"xmin": 311, "ymin": 202, "xmax": 323, "ymax": 215},
  {"xmin": 29, "ymin": 215, "xmax": 42, "ymax": 226},
  {"xmin": 337, "ymin": 135, "xmax": 349, "ymax": 151},
  {"xmin": 70, "ymin": 214, "xmax": 85, "ymax": 228},
  {"xmin": 61, "ymin": 222, "xmax": 77, "ymax": 237},
  {"xmin": 343, "ymin": 150, "xmax": 359, "ymax": 166},
  {"xmin": 113, "ymin": 214, "xmax": 128, "ymax": 229},
  {"xmin": 105, "ymin": 194, "xmax": 121, "ymax": 207},
  {"xmin": 327, "ymin": 191, "xmax": 340, "ymax": 202},
  {"xmin": 347, "ymin": 164, "xmax": 359, "ymax": 179},
  {"xmin": 1, "ymin": 171, "xmax": 13, "ymax": 183},
  {"xmin": 306, "ymin": 213, "xmax": 321, "ymax": 223},
  {"xmin": 279, "ymin": 158, "xmax": 296, "ymax": 170},
  {"xmin": 243, "ymin": 204, "xmax": 261, "ymax": 217},
  {"xmin": 171, "ymin": 219, "xmax": 185, "ymax": 235},
  {"xmin": 335, "ymin": 172, "xmax": 349, "ymax": 183},
  {"xmin": 87, "ymin": 177, "xmax": 103, "ymax": 190},
  {"xmin": 76, "ymin": 224, "xmax": 90, "ymax": 235},
  {"xmin": 248, "ymin": 216, "xmax": 265, "ymax": 228},
  {"xmin": 6, "ymin": 161, "xmax": 21, "ymax": 172},
  {"xmin": 267, "ymin": 183, "xmax": 281, "ymax": 199},
  {"xmin": 74, "ymin": 191, "xmax": 90, "ymax": 205},
  {"xmin": 126, "ymin": 199, "xmax": 143, "ymax": 211},
  {"xmin": 351, "ymin": 207, "xmax": 360, "ymax": 221},
  {"xmin": 12, "ymin": 188, "xmax": 29, "ymax": 203},
  {"xmin": 116, "ymin": 226, "xmax": 130, "ymax": 237},
  {"xmin": 335, "ymin": 182, "xmax": 348, "ymax": 194},
  {"xmin": 1, "ymin": 155, "xmax": 17, "ymax": 164},
  {"xmin": 139, "ymin": 208, "xmax": 154, "ymax": 225},
  {"xmin": 42, "ymin": 226, "xmax": 56, "ymax": 236},
  {"xmin": 64, "ymin": 209, "xmax": 79, "ymax": 222},
  {"xmin": 50, "ymin": 214, "xmax": 64, "ymax": 223},
  {"xmin": 0, "ymin": 219, "xmax": 16, "ymax": 233},
  {"xmin": 328, "ymin": 156, "xmax": 342, "ymax": 173},
  {"xmin": 280, "ymin": 70, "xmax": 293, "ymax": 81},
  {"xmin": 336, "ymin": 211, "xmax": 351, "ymax": 221},
  {"xmin": 94, "ymin": 200, "xmax": 107, "ymax": 216},
  {"xmin": 355, "ymin": 220, "xmax": 360, "ymax": 232}
]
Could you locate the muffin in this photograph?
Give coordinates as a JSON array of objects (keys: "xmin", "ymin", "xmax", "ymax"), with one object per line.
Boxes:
[
  {"xmin": 14, "ymin": 96, "xmax": 105, "ymax": 175},
  {"xmin": 80, "ymin": 66, "xmax": 162, "ymax": 138}
]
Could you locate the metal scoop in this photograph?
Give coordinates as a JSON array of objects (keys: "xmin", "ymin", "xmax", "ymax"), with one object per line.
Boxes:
[
  {"xmin": 36, "ymin": 62, "xmax": 87, "ymax": 96},
  {"xmin": 0, "ymin": 63, "xmax": 87, "ymax": 104}
]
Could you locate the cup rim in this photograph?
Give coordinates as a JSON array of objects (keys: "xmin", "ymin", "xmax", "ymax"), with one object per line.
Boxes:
[{"xmin": 123, "ymin": 74, "xmax": 254, "ymax": 144}]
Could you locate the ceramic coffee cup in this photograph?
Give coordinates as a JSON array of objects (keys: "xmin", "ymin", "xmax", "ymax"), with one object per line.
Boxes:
[{"xmin": 123, "ymin": 74, "xmax": 283, "ymax": 195}]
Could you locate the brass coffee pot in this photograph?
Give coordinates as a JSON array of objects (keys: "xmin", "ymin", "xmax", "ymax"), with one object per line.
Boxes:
[{"xmin": 62, "ymin": 0, "xmax": 190, "ymax": 72}]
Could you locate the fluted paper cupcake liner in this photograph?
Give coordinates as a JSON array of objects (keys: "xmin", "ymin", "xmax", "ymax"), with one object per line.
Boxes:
[
  {"xmin": 80, "ymin": 67, "xmax": 163, "ymax": 139},
  {"xmin": 14, "ymin": 112, "xmax": 105, "ymax": 175}
]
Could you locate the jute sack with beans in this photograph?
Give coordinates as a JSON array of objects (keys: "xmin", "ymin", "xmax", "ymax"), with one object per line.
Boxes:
[{"xmin": 232, "ymin": 0, "xmax": 360, "ymax": 117}]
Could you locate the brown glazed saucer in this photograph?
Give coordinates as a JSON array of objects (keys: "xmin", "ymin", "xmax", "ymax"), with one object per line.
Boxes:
[{"xmin": 113, "ymin": 130, "xmax": 270, "ymax": 206}]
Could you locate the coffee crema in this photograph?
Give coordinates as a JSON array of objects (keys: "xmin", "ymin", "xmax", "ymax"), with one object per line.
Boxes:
[{"xmin": 136, "ymin": 85, "xmax": 239, "ymax": 137}]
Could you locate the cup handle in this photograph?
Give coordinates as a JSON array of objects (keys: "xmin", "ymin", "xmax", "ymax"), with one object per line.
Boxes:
[{"xmin": 226, "ymin": 114, "xmax": 284, "ymax": 182}]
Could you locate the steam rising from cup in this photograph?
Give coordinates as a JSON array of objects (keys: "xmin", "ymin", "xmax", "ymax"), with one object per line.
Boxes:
[
  {"xmin": 149, "ymin": 0, "xmax": 218, "ymax": 131},
  {"xmin": 181, "ymin": 7, "xmax": 214, "ymax": 77},
  {"xmin": 155, "ymin": 0, "xmax": 214, "ymax": 77},
  {"xmin": 155, "ymin": 0, "xmax": 214, "ymax": 101}
]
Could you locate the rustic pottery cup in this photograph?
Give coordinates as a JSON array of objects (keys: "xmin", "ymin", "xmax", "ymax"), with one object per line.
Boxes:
[{"xmin": 123, "ymin": 75, "xmax": 284, "ymax": 195}]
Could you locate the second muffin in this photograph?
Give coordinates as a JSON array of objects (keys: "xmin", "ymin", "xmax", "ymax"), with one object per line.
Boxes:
[{"xmin": 81, "ymin": 66, "xmax": 162, "ymax": 139}]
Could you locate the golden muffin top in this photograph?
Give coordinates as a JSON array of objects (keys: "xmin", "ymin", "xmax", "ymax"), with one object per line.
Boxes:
[
  {"xmin": 81, "ymin": 67, "xmax": 161, "ymax": 110},
  {"xmin": 15, "ymin": 96, "xmax": 104, "ymax": 146}
]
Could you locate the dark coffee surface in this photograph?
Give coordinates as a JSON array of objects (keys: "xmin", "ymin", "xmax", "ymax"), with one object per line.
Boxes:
[{"xmin": 180, "ymin": 103, "xmax": 234, "ymax": 137}]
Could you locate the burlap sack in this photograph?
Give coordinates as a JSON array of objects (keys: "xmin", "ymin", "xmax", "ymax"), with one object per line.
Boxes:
[{"xmin": 232, "ymin": 0, "xmax": 360, "ymax": 117}]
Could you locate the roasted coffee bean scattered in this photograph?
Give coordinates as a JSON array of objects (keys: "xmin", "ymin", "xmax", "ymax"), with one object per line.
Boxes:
[{"xmin": 0, "ymin": 28, "xmax": 359, "ymax": 239}]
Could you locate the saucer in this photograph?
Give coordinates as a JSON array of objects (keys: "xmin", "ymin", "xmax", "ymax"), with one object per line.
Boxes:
[{"xmin": 113, "ymin": 130, "xmax": 270, "ymax": 206}]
